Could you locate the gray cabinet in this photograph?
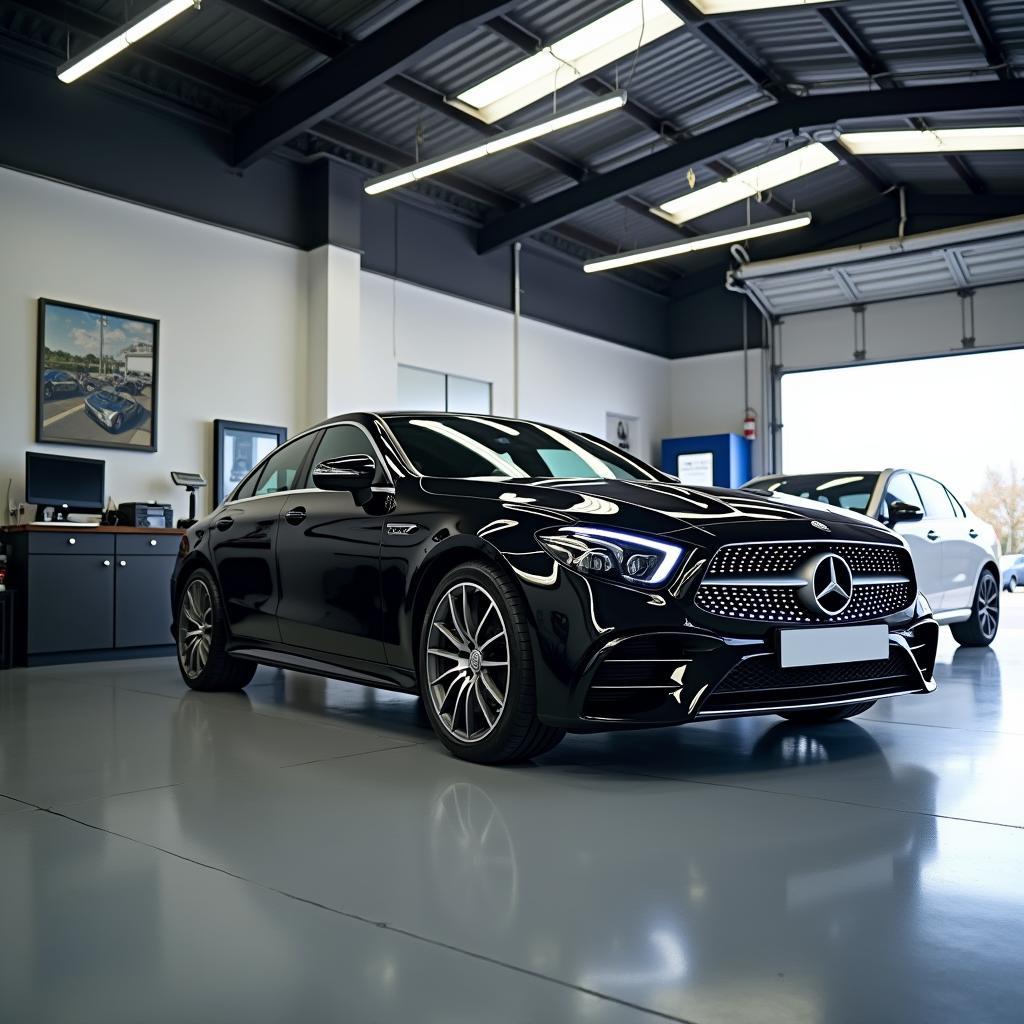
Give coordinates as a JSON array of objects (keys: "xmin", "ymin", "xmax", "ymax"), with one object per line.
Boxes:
[{"xmin": 2, "ymin": 528, "xmax": 181, "ymax": 665}]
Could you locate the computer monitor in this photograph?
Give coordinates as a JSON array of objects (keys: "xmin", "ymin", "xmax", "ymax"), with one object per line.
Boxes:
[{"xmin": 26, "ymin": 451, "xmax": 105, "ymax": 513}]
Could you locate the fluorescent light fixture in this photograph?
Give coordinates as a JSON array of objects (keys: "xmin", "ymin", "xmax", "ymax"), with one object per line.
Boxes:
[
  {"xmin": 583, "ymin": 212, "xmax": 812, "ymax": 273},
  {"xmin": 691, "ymin": 1, "xmax": 840, "ymax": 12},
  {"xmin": 454, "ymin": 0, "xmax": 682, "ymax": 124},
  {"xmin": 839, "ymin": 126, "xmax": 1024, "ymax": 155},
  {"xmin": 58, "ymin": 0, "xmax": 196, "ymax": 84},
  {"xmin": 365, "ymin": 92, "xmax": 627, "ymax": 195},
  {"xmin": 653, "ymin": 143, "xmax": 836, "ymax": 225}
]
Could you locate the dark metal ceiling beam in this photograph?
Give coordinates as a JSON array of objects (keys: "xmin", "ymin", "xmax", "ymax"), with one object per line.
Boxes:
[
  {"xmin": 477, "ymin": 80, "xmax": 1024, "ymax": 252},
  {"xmin": 217, "ymin": 0, "xmax": 343, "ymax": 56},
  {"xmin": 954, "ymin": 0, "xmax": 1012, "ymax": 81},
  {"xmin": 232, "ymin": 0, "xmax": 519, "ymax": 167},
  {"xmin": 9, "ymin": 0, "xmax": 263, "ymax": 100}
]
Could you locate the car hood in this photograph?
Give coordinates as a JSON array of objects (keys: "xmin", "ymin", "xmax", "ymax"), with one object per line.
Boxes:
[
  {"xmin": 87, "ymin": 389, "xmax": 134, "ymax": 412},
  {"xmin": 421, "ymin": 476, "xmax": 900, "ymax": 547}
]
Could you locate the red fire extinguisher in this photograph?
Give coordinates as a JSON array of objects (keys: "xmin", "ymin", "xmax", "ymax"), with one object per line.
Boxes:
[{"xmin": 743, "ymin": 408, "xmax": 757, "ymax": 442}]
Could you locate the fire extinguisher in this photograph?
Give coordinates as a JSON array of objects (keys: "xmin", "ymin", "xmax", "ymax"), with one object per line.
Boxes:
[{"xmin": 743, "ymin": 408, "xmax": 757, "ymax": 442}]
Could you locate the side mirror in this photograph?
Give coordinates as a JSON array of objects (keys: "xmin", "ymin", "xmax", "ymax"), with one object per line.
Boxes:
[
  {"xmin": 888, "ymin": 500, "xmax": 924, "ymax": 524},
  {"xmin": 312, "ymin": 455, "xmax": 376, "ymax": 493}
]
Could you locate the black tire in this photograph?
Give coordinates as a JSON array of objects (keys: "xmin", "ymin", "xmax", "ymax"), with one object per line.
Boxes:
[
  {"xmin": 1008, "ymin": 576, "xmax": 1017, "ymax": 594},
  {"xmin": 419, "ymin": 561, "xmax": 564, "ymax": 764},
  {"xmin": 43, "ymin": 383, "xmax": 53, "ymax": 400},
  {"xmin": 778, "ymin": 700, "xmax": 876, "ymax": 724},
  {"xmin": 176, "ymin": 567, "xmax": 256, "ymax": 692},
  {"xmin": 950, "ymin": 568, "xmax": 1000, "ymax": 647}
]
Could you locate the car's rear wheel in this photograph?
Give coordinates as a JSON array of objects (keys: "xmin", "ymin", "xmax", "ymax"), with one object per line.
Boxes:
[
  {"xmin": 43, "ymin": 383, "xmax": 53, "ymax": 400},
  {"xmin": 951, "ymin": 569, "xmax": 1000, "ymax": 647},
  {"xmin": 419, "ymin": 561, "xmax": 564, "ymax": 764},
  {"xmin": 778, "ymin": 700, "xmax": 876, "ymax": 724},
  {"xmin": 176, "ymin": 569, "xmax": 256, "ymax": 692},
  {"xmin": 1008, "ymin": 576, "xmax": 1018, "ymax": 594}
]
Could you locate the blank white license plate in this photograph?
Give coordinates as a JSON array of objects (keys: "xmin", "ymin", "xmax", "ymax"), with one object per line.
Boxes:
[{"xmin": 779, "ymin": 624, "xmax": 889, "ymax": 669}]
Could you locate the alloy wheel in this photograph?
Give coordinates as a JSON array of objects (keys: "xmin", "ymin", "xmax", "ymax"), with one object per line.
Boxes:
[
  {"xmin": 426, "ymin": 582, "xmax": 510, "ymax": 743},
  {"xmin": 977, "ymin": 573, "xmax": 999, "ymax": 640},
  {"xmin": 178, "ymin": 578, "xmax": 213, "ymax": 680}
]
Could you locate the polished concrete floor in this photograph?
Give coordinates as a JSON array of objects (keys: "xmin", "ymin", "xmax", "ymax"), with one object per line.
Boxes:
[{"xmin": 3, "ymin": 603, "xmax": 1023, "ymax": 1024}]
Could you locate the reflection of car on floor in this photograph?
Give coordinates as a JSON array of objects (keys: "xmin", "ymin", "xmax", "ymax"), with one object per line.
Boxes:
[
  {"xmin": 171, "ymin": 413, "xmax": 940, "ymax": 764},
  {"xmin": 746, "ymin": 469, "xmax": 1001, "ymax": 647},
  {"xmin": 41, "ymin": 369, "xmax": 80, "ymax": 400},
  {"xmin": 1002, "ymin": 554, "xmax": 1024, "ymax": 593},
  {"xmin": 84, "ymin": 386, "xmax": 141, "ymax": 433}
]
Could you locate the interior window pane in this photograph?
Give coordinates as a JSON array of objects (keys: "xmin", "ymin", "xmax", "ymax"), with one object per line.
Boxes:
[
  {"xmin": 397, "ymin": 365, "xmax": 446, "ymax": 411},
  {"xmin": 446, "ymin": 374, "xmax": 491, "ymax": 414}
]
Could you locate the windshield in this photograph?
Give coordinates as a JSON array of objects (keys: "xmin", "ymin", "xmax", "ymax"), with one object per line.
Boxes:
[
  {"xmin": 752, "ymin": 472, "xmax": 880, "ymax": 515},
  {"xmin": 386, "ymin": 415, "xmax": 661, "ymax": 481}
]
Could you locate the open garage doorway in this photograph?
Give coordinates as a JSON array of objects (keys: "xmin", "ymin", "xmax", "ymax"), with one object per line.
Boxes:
[{"xmin": 780, "ymin": 346, "xmax": 1024, "ymax": 553}]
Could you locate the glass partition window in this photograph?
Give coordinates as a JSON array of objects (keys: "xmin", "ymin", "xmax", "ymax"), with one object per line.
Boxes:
[{"xmin": 397, "ymin": 365, "xmax": 492, "ymax": 414}]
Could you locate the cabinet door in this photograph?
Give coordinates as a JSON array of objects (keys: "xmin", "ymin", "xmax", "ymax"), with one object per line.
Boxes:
[
  {"xmin": 28, "ymin": 555, "xmax": 115, "ymax": 654},
  {"xmin": 115, "ymin": 556, "xmax": 176, "ymax": 648}
]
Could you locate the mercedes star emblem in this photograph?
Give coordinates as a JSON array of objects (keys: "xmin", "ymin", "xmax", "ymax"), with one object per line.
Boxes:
[{"xmin": 799, "ymin": 553, "xmax": 855, "ymax": 616}]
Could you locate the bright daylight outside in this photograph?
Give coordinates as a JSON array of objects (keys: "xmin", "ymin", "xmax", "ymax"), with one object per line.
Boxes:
[{"xmin": 781, "ymin": 347, "xmax": 1024, "ymax": 555}]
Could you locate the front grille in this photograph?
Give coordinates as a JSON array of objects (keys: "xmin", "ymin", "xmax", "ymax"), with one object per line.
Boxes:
[
  {"xmin": 716, "ymin": 655, "xmax": 909, "ymax": 693},
  {"xmin": 694, "ymin": 541, "xmax": 914, "ymax": 625},
  {"xmin": 700, "ymin": 652, "xmax": 919, "ymax": 714}
]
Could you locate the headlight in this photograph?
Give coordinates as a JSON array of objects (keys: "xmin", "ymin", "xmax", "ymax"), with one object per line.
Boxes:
[{"xmin": 537, "ymin": 526, "xmax": 685, "ymax": 588}]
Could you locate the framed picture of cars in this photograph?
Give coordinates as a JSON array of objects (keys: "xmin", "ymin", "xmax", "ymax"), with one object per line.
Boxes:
[
  {"xmin": 36, "ymin": 298, "xmax": 159, "ymax": 452},
  {"xmin": 213, "ymin": 419, "xmax": 287, "ymax": 504}
]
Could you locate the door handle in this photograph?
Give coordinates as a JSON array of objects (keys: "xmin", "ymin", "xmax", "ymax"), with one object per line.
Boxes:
[
  {"xmin": 284, "ymin": 506, "xmax": 307, "ymax": 525},
  {"xmin": 968, "ymin": 529, "xmax": 979, "ymax": 539},
  {"xmin": 215, "ymin": 516, "xmax": 234, "ymax": 531},
  {"xmin": 927, "ymin": 530, "xmax": 940, "ymax": 541}
]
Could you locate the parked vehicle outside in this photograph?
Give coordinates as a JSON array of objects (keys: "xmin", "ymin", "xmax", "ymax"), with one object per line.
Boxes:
[{"xmin": 1001, "ymin": 554, "xmax": 1024, "ymax": 593}]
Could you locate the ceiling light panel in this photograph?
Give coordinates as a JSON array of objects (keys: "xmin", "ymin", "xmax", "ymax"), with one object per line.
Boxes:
[
  {"xmin": 584, "ymin": 212, "xmax": 812, "ymax": 272},
  {"xmin": 839, "ymin": 127, "xmax": 1024, "ymax": 155},
  {"xmin": 365, "ymin": 93, "xmax": 627, "ymax": 195},
  {"xmin": 691, "ymin": 1, "xmax": 840, "ymax": 13},
  {"xmin": 454, "ymin": 0, "xmax": 683, "ymax": 124},
  {"xmin": 653, "ymin": 143, "xmax": 837, "ymax": 225}
]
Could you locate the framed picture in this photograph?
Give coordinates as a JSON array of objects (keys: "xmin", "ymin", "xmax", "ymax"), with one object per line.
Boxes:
[
  {"xmin": 214, "ymin": 420, "xmax": 287, "ymax": 504},
  {"xmin": 37, "ymin": 298, "xmax": 159, "ymax": 452}
]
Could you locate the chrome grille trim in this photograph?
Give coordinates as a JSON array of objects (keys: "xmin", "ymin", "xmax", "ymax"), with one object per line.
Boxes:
[{"xmin": 694, "ymin": 541, "xmax": 915, "ymax": 624}]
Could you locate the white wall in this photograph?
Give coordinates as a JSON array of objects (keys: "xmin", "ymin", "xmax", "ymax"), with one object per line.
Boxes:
[
  {"xmin": 0, "ymin": 167, "xmax": 671, "ymax": 526},
  {"xmin": 0, "ymin": 167, "xmax": 308, "ymax": 520},
  {"xmin": 360, "ymin": 272, "xmax": 671, "ymax": 464},
  {"xmin": 670, "ymin": 281, "xmax": 1024, "ymax": 475}
]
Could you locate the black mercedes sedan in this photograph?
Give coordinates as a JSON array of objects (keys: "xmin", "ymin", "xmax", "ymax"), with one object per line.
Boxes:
[{"xmin": 171, "ymin": 412, "xmax": 939, "ymax": 763}]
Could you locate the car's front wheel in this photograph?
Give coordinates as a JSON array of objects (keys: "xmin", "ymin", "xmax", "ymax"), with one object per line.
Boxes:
[
  {"xmin": 176, "ymin": 569, "xmax": 256, "ymax": 692},
  {"xmin": 778, "ymin": 700, "xmax": 876, "ymax": 724},
  {"xmin": 951, "ymin": 568, "xmax": 1000, "ymax": 647},
  {"xmin": 419, "ymin": 562, "xmax": 564, "ymax": 764},
  {"xmin": 1007, "ymin": 575, "xmax": 1018, "ymax": 594}
]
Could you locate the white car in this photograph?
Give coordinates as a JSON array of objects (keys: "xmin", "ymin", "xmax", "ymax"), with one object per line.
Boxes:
[{"xmin": 746, "ymin": 470, "xmax": 1001, "ymax": 647}]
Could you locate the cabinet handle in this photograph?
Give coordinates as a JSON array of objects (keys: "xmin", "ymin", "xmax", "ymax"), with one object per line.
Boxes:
[
  {"xmin": 119, "ymin": 560, "xmax": 127, "ymax": 567},
  {"xmin": 68, "ymin": 537, "xmax": 76, "ymax": 545},
  {"xmin": 102, "ymin": 560, "xmax": 111, "ymax": 567},
  {"xmin": 149, "ymin": 538, "xmax": 158, "ymax": 546}
]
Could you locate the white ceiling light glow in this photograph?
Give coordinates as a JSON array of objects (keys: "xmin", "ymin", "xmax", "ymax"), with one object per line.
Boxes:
[
  {"xmin": 583, "ymin": 212, "xmax": 812, "ymax": 273},
  {"xmin": 364, "ymin": 92, "xmax": 627, "ymax": 195},
  {"xmin": 57, "ymin": 0, "xmax": 198, "ymax": 83},
  {"xmin": 453, "ymin": 0, "xmax": 683, "ymax": 124},
  {"xmin": 653, "ymin": 143, "xmax": 837, "ymax": 225},
  {"xmin": 839, "ymin": 127, "xmax": 1024, "ymax": 155},
  {"xmin": 691, "ymin": 1, "xmax": 841, "ymax": 13}
]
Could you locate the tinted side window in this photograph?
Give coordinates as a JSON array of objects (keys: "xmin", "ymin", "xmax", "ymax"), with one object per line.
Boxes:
[
  {"xmin": 308, "ymin": 424, "xmax": 378, "ymax": 481},
  {"xmin": 232, "ymin": 467, "xmax": 261, "ymax": 501},
  {"xmin": 883, "ymin": 473, "xmax": 921, "ymax": 515},
  {"xmin": 912, "ymin": 474, "xmax": 956, "ymax": 518},
  {"xmin": 254, "ymin": 434, "xmax": 317, "ymax": 496}
]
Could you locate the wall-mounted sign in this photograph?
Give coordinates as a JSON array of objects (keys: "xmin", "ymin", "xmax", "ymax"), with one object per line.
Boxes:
[
  {"xmin": 677, "ymin": 451, "xmax": 714, "ymax": 486},
  {"xmin": 607, "ymin": 413, "xmax": 638, "ymax": 455}
]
